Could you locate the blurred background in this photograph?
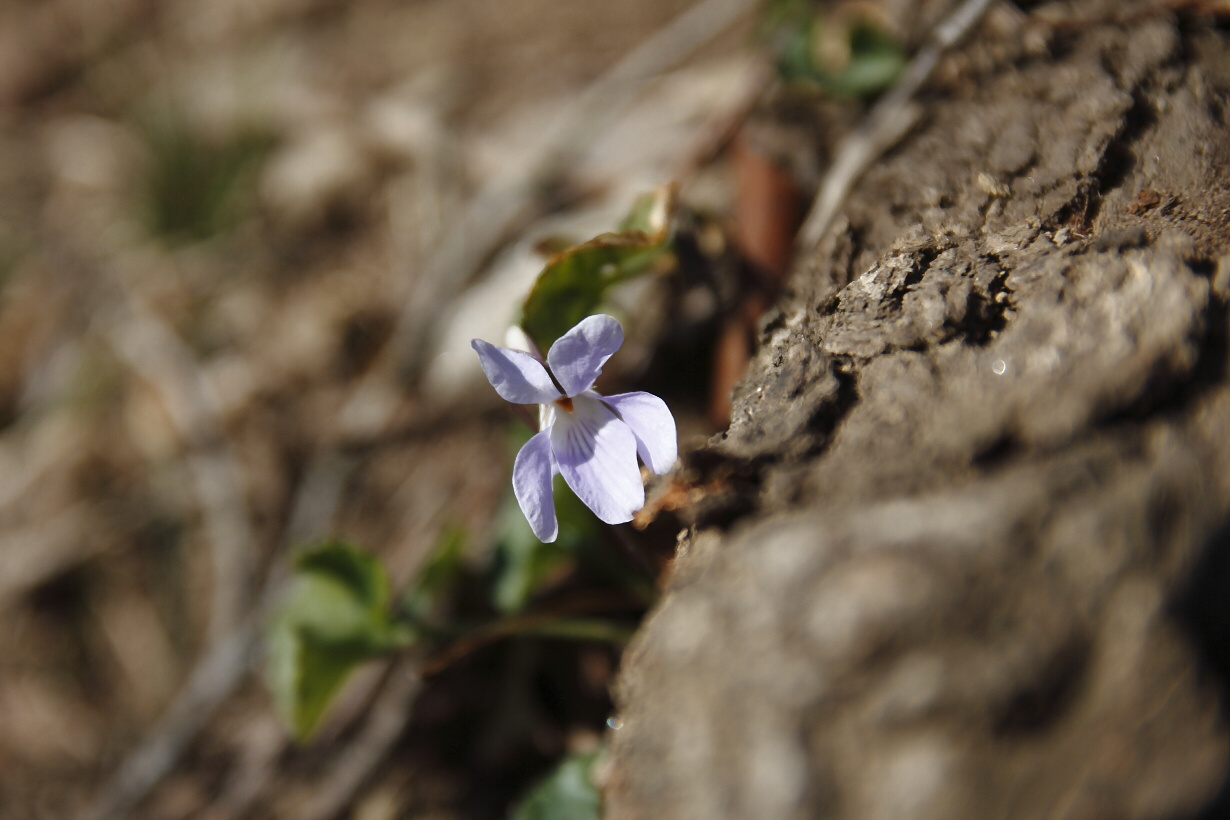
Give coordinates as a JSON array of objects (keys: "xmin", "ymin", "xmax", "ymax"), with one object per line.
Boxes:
[
  {"xmin": 0, "ymin": 0, "xmax": 757, "ymax": 817},
  {"xmin": 0, "ymin": 0, "xmax": 929, "ymax": 817}
]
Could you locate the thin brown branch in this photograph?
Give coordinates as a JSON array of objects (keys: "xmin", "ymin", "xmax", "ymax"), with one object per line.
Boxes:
[{"xmin": 420, "ymin": 589, "xmax": 644, "ymax": 677}]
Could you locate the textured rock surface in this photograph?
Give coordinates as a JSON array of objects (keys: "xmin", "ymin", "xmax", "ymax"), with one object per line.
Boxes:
[{"xmin": 608, "ymin": 3, "xmax": 1230, "ymax": 819}]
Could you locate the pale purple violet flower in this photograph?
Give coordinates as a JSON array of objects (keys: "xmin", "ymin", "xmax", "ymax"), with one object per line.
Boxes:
[{"xmin": 472, "ymin": 314, "xmax": 677, "ymax": 542}]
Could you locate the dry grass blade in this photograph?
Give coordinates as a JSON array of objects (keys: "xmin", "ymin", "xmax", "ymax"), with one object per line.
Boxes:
[
  {"xmin": 0, "ymin": 503, "xmax": 101, "ymax": 612},
  {"xmin": 77, "ymin": 294, "xmax": 262, "ymax": 820}
]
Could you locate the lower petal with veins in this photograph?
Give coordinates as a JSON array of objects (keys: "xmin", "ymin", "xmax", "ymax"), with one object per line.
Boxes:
[
  {"xmin": 600, "ymin": 391, "xmax": 678, "ymax": 475},
  {"xmin": 513, "ymin": 429, "xmax": 559, "ymax": 542},
  {"xmin": 551, "ymin": 395, "xmax": 644, "ymax": 524}
]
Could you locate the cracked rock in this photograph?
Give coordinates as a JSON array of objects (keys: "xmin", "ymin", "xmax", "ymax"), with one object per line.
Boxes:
[{"xmin": 608, "ymin": 3, "xmax": 1230, "ymax": 819}]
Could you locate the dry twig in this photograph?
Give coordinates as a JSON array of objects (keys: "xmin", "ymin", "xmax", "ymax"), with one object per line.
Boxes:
[
  {"xmin": 72, "ymin": 287, "xmax": 263, "ymax": 820},
  {"xmin": 339, "ymin": 0, "xmax": 763, "ymax": 440},
  {"xmin": 293, "ymin": 660, "xmax": 425, "ymax": 820},
  {"xmin": 796, "ymin": 0, "xmax": 999, "ymax": 251},
  {"xmin": 79, "ymin": 2, "xmax": 761, "ymax": 818},
  {"xmin": 107, "ymin": 296, "xmax": 259, "ymax": 643},
  {"xmin": 78, "ymin": 622, "xmax": 258, "ymax": 820}
]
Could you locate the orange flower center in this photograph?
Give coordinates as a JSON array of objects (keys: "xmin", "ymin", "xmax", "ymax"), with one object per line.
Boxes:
[{"xmin": 554, "ymin": 396, "xmax": 574, "ymax": 412}]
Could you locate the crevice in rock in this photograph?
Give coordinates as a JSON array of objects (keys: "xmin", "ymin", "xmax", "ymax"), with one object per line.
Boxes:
[
  {"xmin": 842, "ymin": 222, "xmax": 867, "ymax": 291},
  {"xmin": 885, "ymin": 245, "xmax": 939, "ymax": 312},
  {"xmin": 1089, "ymin": 88, "xmax": 1159, "ymax": 226},
  {"xmin": 1104, "ymin": 289, "xmax": 1228, "ymax": 424},
  {"xmin": 955, "ymin": 268, "xmax": 1015, "ymax": 347},
  {"xmin": 1052, "ymin": 86, "xmax": 1158, "ymax": 235},
  {"xmin": 801, "ymin": 358, "xmax": 860, "ymax": 457},
  {"xmin": 971, "ymin": 432, "xmax": 1020, "ymax": 469},
  {"xmin": 992, "ymin": 635, "xmax": 1091, "ymax": 736},
  {"xmin": 1189, "ymin": 256, "xmax": 1219, "ymax": 279},
  {"xmin": 1174, "ymin": 517, "xmax": 1230, "ymax": 820},
  {"xmin": 683, "ymin": 448, "xmax": 770, "ymax": 532}
]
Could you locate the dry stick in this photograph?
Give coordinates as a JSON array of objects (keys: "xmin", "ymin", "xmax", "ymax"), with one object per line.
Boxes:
[
  {"xmin": 796, "ymin": 0, "xmax": 1000, "ymax": 252},
  {"xmin": 80, "ymin": 623, "xmax": 257, "ymax": 820},
  {"xmin": 339, "ymin": 0, "xmax": 763, "ymax": 440},
  {"xmin": 295, "ymin": 661, "xmax": 424, "ymax": 820},
  {"xmin": 419, "ymin": 598, "xmax": 640, "ymax": 678},
  {"xmin": 80, "ymin": 430, "xmax": 339, "ymax": 820},
  {"xmin": 78, "ymin": 3, "xmax": 762, "ymax": 820},
  {"xmin": 84, "ymin": 306, "xmax": 371, "ymax": 820},
  {"xmin": 77, "ymin": 297, "xmax": 262, "ymax": 820},
  {"xmin": 288, "ymin": 0, "xmax": 769, "ymax": 807},
  {"xmin": 108, "ymin": 297, "xmax": 259, "ymax": 644}
]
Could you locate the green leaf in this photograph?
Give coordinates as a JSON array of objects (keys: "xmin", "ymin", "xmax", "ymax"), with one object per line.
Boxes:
[
  {"xmin": 822, "ymin": 20, "xmax": 905, "ymax": 96},
  {"xmin": 140, "ymin": 111, "xmax": 274, "ymax": 244},
  {"xmin": 520, "ymin": 185, "xmax": 675, "ymax": 353},
  {"xmin": 773, "ymin": 9, "xmax": 904, "ymax": 98},
  {"xmin": 491, "ymin": 475, "xmax": 600, "ymax": 614},
  {"xmin": 401, "ymin": 524, "xmax": 468, "ymax": 623},
  {"xmin": 617, "ymin": 185, "xmax": 674, "ymax": 235},
  {"xmin": 294, "ymin": 541, "xmax": 390, "ymax": 614},
  {"xmin": 266, "ymin": 541, "xmax": 410, "ymax": 739},
  {"xmin": 509, "ymin": 749, "xmax": 603, "ymax": 820},
  {"xmin": 267, "ymin": 624, "xmax": 371, "ymax": 741}
]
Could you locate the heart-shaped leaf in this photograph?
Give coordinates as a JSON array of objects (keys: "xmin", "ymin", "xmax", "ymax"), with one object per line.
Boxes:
[
  {"xmin": 266, "ymin": 541, "xmax": 411, "ymax": 739},
  {"xmin": 520, "ymin": 185, "xmax": 676, "ymax": 352}
]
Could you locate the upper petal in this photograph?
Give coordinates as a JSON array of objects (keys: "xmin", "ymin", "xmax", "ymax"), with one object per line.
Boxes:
[
  {"xmin": 550, "ymin": 394, "xmax": 643, "ymax": 525},
  {"xmin": 546, "ymin": 314, "xmax": 624, "ymax": 397},
  {"xmin": 602, "ymin": 391, "xmax": 677, "ymax": 475},
  {"xmin": 472, "ymin": 339, "xmax": 561, "ymax": 405},
  {"xmin": 513, "ymin": 430, "xmax": 559, "ymax": 542}
]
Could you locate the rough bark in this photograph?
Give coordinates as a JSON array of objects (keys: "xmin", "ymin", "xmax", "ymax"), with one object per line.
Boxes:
[{"xmin": 608, "ymin": 4, "xmax": 1230, "ymax": 819}]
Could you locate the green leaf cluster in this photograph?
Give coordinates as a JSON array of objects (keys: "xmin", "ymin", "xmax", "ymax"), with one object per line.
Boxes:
[
  {"xmin": 509, "ymin": 749, "xmax": 603, "ymax": 820},
  {"xmin": 770, "ymin": 2, "xmax": 905, "ymax": 98},
  {"xmin": 266, "ymin": 541, "xmax": 411, "ymax": 739},
  {"xmin": 487, "ymin": 423, "xmax": 609, "ymax": 615},
  {"xmin": 401, "ymin": 524, "xmax": 468, "ymax": 624},
  {"xmin": 140, "ymin": 112, "xmax": 274, "ymax": 244},
  {"xmin": 491, "ymin": 477, "xmax": 601, "ymax": 615},
  {"xmin": 265, "ymin": 504, "xmax": 643, "ymax": 740},
  {"xmin": 520, "ymin": 186, "xmax": 676, "ymax": 353}
]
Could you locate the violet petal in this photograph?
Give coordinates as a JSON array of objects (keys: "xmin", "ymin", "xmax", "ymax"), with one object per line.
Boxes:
[
  {"xmin": 513, "ymin": 429, "xmax": 559, "ymax": 542},
  {"xmin": 546, "ymin": 314, "xmax": 624, "ymax": 397},
  {"xmin": 472, "ymin": 339, "xmax": 560, "ymax": 405},
  {"xmin": 550, "ymin": 393, "xmax": 643, "ymax": 524},
  {"xmin": 602, "ymin": 391, "xmax": 677, "ymax": 475}
]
